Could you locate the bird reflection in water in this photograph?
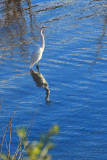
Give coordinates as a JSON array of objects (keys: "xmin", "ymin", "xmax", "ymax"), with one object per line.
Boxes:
[{"xmin": 30, "ymin": 69, "xmax": 50, "ymax": 103}]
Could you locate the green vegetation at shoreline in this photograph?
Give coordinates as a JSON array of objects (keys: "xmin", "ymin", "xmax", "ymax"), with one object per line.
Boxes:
[{"xmin": 0, "ymin": 124, "xmax": 59, "ymax": 160}]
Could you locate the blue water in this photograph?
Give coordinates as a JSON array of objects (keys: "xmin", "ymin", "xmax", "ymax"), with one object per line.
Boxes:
[{"xmin": 0, "ymin": 0, "xmax": 107, "ymax": 159}]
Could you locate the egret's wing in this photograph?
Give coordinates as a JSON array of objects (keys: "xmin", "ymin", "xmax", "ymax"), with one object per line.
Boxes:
[{"xmin": 30, "ymin": 46, "xmax": 43, "ymax": 68}]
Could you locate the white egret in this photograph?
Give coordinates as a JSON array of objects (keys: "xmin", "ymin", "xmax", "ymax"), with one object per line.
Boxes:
[{"xmin": 30, "ymin": 26, "xmax": 48, "ymax": 71}]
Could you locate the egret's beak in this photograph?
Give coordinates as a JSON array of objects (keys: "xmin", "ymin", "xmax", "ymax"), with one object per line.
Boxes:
[{"xmin": 44, "ymin": 26, "xmax": 48, "ymax": 28}]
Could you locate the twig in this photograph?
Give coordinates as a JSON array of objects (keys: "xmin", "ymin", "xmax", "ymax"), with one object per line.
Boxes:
[
  {"xmin": 0, "ymin": 108, "xmax": 17, "ymax": 153},
  {"xmin": 12, "ymin": 144, "xmax": 20, "ymax": 160},
  {"xmin": 1, "ymin": 125, "xmax": 9, "ymax": 153},
  {"xmin": 12, "ymin": 106, "xmax": 39, "ymax": 159},
  {"xmin": 8, "ymin": 118, "xmax": 12, "ymax": 159},
  {"xmin": 20, "ymin": 107, "xmax": 39, "ymax": 159},
  {"xmin": 26, "ymin": 106, "xmax": 39, "ymax": 132},
  {"xmin": 0, "ymin": 122, "xmax": 10, "ymax": 153}
]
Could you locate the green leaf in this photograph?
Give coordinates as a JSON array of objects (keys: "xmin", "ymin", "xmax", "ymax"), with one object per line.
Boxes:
[{"xmin": 17, "ymin": 127, "xmax": 26, "ymax": 139}]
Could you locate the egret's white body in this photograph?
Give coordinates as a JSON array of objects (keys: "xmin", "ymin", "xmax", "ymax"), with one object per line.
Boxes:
[
  {"xmin": 30, "ymin": 47, "xmax": 43, "ymax": 68},
  {"xmin": 30, "ymin": 26, "xmax": 48, "ymax": 70}
]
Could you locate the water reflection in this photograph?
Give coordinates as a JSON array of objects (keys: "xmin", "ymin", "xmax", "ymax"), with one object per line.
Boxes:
[
  {"xmin": 30, "ymin": 69, "xmax": 50, "ymax": 103},
  {"xmin": 97, "ymin": 15, "xmax": 107, "ymax": 54},
  {"xmin": 3, "ymin": 0, "xmax": 34, "ymax": 27},
  {"xmin": 0, "ymin": 0, "xmax": 37, "ymax": 58}
]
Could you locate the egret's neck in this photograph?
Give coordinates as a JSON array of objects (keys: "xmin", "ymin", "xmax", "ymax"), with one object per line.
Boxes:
[{"xmin": 40, "ymin": 29, "xmax": 45, "ymax": 49}]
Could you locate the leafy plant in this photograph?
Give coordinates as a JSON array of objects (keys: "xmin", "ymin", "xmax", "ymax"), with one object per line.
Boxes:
[{"xmin": 0, "ymin": 125, "xmax": 59, "ymax": 160}]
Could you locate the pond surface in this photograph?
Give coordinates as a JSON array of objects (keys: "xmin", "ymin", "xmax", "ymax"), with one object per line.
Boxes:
[{"xmin": 0, "ymin": 0, "xmax": 107, "ymax": 159}]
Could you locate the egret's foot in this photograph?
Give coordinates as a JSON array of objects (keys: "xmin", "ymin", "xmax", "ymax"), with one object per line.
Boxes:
[{"xmin": 36, "ymin": 65, "xmax": 39, "ymax": 72}]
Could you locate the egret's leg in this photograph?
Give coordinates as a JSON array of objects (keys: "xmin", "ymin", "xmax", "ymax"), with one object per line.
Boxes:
[{"xmin": 36, "ymin": 62, "xmax": 39, "ymax": 72}]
